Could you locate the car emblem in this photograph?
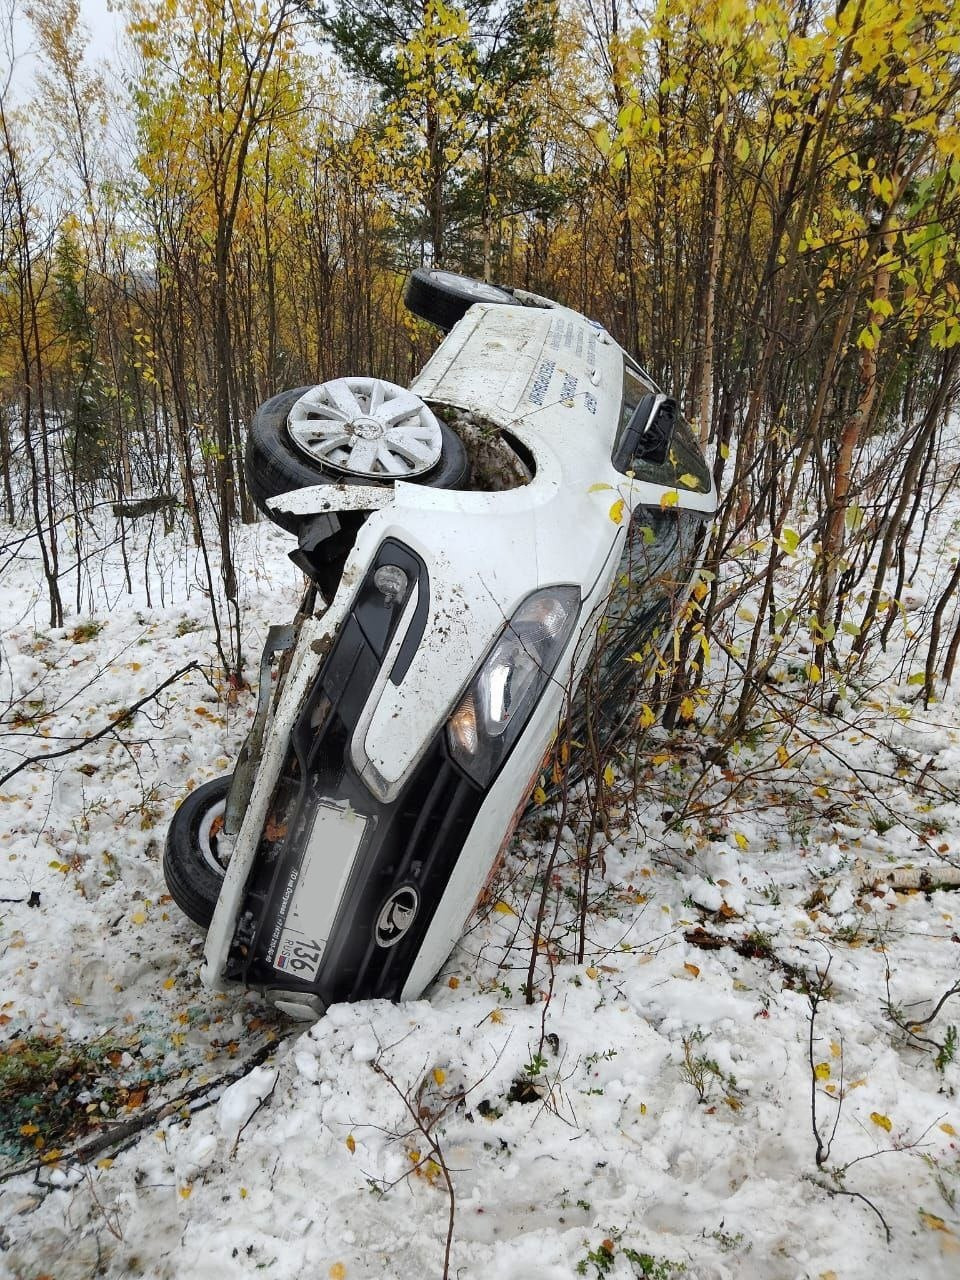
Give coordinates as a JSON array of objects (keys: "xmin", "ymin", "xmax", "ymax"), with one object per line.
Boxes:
[{"xmin": 375, "ymin": 886, "xmax": 419, "ymax": 948}]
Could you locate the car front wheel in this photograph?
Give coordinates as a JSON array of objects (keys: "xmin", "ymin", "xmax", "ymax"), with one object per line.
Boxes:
[
  {"xmin": 164, "ymin": 775, "xmax": 233, "ymax": 928},
  {"xmin": 245, "ymin": 384, "xmax": 469, "ymax": 533}
]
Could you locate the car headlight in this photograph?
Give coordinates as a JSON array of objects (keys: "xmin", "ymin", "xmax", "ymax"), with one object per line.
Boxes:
[{"xmin": 447, "ymin": 586, "xmax": 581, "ymax": 786}]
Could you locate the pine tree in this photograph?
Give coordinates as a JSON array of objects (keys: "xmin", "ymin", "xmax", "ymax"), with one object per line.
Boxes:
[{"xmin": 312, "ymin": 0, "xmax": 558, "ymax": 270}]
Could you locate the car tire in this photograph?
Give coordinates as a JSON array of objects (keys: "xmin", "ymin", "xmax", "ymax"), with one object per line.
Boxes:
[
  {"xmin": 403, "ymin": 268, "xmax": 515, "ymax": 331},
  {"xmin": 164, "ymin": 775, "xmax": 232, "ymax": 928},
  {"xmin": 246, "ymin": 387, "xmax": 470, "ymax": 533}
]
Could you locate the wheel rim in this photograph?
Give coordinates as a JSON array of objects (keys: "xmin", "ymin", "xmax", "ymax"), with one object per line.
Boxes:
[
  {"xmin": 287, "ymin": 378, "xmax": 443, "ymax": 479},
  {"xmin": 430, "ymin": 270, "xmax": 510, "ymax": 302},
  {"xmin": 198, "ymin": 797, "xmax": 229, "ymax": 876}
]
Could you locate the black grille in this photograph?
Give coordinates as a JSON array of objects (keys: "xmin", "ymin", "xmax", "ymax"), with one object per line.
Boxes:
[{"xmin": 224, "ymin": 543, "xmax": 483, "ymax": 1003}]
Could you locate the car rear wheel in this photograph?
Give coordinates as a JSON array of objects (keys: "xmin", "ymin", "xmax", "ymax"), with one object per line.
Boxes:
[
  {"xmin": 164, "ymin": 775, "xmax": 233, "ymax": 928},
  {"xmin": 403, "ymin": 267, "xmax": 515, "ymax": 331},
  {"xmin": 246, "ymin": 385, "xmax": 469, "ymax": 533}
]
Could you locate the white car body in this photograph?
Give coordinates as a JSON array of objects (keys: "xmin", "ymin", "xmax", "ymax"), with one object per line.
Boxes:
[{"xmin": 197, "ymin": 298, "xmax": 717, "ymax": 1019}]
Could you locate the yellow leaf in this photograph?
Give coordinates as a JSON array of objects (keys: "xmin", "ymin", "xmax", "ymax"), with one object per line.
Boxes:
[
  {"xmin": 494, "ymin": 900, "xmax": 517, "ymax": 916},
  {"xmin": 678, "ymin": 472, "xmax": 702, "ymax": 490},
  {"xmin": 532, "ymin": 785, "xmax": 547, "ymax": 805},
  {"xmin": 734, "ymin": 832, "xmax": 749, "ymax": 851},
  {"xmin": 659, "ymin": 490, "xmax": 679, "ymax": 508},
  {"xmin": 609, "ymin": 498, "xmax": 625, "ymax": 525},
  {"xmin": 179, "ymin": 1184, "xmax": 192, "ymax": 1198},
  {"xmin": 19, "ymin": 1123, "xmax": 39, "ymax": 1136},
  {"xmin": 490, "ymin": 1008, "xmax": 504, "ymax": 1024},
  {"xmin": 603, "ymin": 763, "xmax": 615, "ymax": 787},
  {"xmin": 585, "ymin": 966, "xmax": 599, "ymax": 980},
  {"xmin": 639, "ymin": 1102, "xmax": 647, "ymax": 1114},
  {"xmin": 588, "ymin": 482, "xmax": 614, "ymax": 493},
  {"xmin": 163, "ymin": 977, "xmax": 175, "ymax": 990},
  {"xmin": 814, "ymin": 1062, "xmax": 831, "ymax": 1080},
  {"xmin": 678, "ymin": 696, "xmax": 696, "ymax": 720},
  {"xmin": 345, "ymin": 1134, "xmax": 356, "ymax": 1154},
  {"xmin": 131, "ymin": 911, "xmax": 146, "ymax": 925},
  {"xmin": 684, "ymin": 962, "xmax": 700, "ymax": 978},
  {"xmin": 96, "ymin": 1157, "xmax": 114, "ymax": 1169},
  {"xmin": 329, "ymin": 1265, "xmax": 347, "ymax": 1280},
  {"xmin": 940, "ymin": 1123, "xmax": 957, "ymax": 1136},
  {"xmin": 807, "ymin": 663, "xmax": 822, "ymax": 684},
  {"xmin": 239, "ymin": 1187, "xmax": 248, "ymax": 1199},
  {"xmin": 870, "ymin": 1112, "xmax": 892, "ymax": 1132},
  {"xmin": 447, "ymin": 976, "xmax": 460, "ymax": 989},
  {"xmin": 638, "ymin": 704, "xmax": 655, "ymax": 729},
  {"xmin": 651, "ymin": 752, "xmax": 670, "ymax": 766},
  {"xmin": 919, "ymin": 1211, "xmax": 948, "ymax": 1232},
  {"xmin": 433, "ymin": 1068, "xmax": 446, "ymax": 1087}
]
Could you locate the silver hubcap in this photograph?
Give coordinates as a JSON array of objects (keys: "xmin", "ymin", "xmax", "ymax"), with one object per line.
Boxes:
[
  {"xmin": 288, "ymin": 378, "xmax": 443, "ymax": 479},
  {"xmin": 199, "ymin": 797, "xmax": 229, "ymax": 876}
]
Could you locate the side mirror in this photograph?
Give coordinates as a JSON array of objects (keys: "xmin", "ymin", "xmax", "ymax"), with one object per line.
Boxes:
[{"xmin": 613, "ymin": 394, "xmax": 677, "ymax": 472}]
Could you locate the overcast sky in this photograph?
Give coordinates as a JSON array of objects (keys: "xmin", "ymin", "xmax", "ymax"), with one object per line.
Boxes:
[{"xmin": 6, "ymin": 0, "xmax": 123, "ymax": 101}]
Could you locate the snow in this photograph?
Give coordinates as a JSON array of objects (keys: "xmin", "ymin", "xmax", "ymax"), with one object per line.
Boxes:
[
  {"xmin": 0, "ymin": 503, "xmax": 959, "ymax": 1280},
  {"xmin": 217, "ymin": 1068, "xmax": 280, "ymax": 1141}
]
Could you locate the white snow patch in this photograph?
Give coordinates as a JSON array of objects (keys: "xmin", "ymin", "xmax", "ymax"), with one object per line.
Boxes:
[{"xmin": 217, "ymin": 1066, "xmax": 279, "ymax": 1138}]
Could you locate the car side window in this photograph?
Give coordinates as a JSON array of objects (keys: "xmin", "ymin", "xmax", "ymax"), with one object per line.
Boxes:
[
  {"xmin": 602, "ymin": 507, "xmax": 702, "ymax": 665},
  {"xmin": 567, "ymin": 508, "xmax": 705, "ymax": 757}
]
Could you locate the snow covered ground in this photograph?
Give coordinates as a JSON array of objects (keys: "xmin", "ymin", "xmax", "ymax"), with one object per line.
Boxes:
[{"xmin": 1, "ymin": 505, "xmax": 959, "ymax": 1280}]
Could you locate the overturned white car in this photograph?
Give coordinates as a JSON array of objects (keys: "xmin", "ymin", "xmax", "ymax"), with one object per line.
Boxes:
[{"xmin": 164, "ymin": 271, "xmax": 717, "ymax": 1019}]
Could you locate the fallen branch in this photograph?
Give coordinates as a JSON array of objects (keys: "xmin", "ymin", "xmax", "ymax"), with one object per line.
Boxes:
[
  {"xmin": 808, "ymin": 1176, "xmax": 893, "ymax": 1243},
  {"xmin": 0, "ymin": 660, "xmax": 200, "ymax": 789},
  {"xmin": 881, "ymin": 937, "xmax": 960, "ymax": 1060},
  {"xmin": 859, "ymin": 862, "xmax": 960, "ymax": 891},
  {"xmin": 231, "ymin": 1070, "xmax": 279, "ymax": 1158},
  {"xmin": 0, "ymin": 1032, "xmax": 289, "ymax": 1185}
]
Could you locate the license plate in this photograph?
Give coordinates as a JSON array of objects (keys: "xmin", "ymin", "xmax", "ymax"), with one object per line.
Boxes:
[{"xmin": 271, "ymin": 802, "xmax": 370, "ymax": 982}]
